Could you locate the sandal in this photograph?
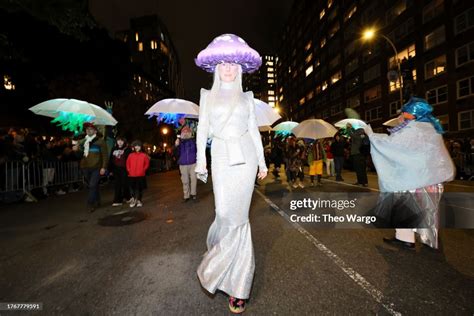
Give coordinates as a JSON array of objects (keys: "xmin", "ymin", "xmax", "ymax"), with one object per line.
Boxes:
[{"xmin": 229, "ymin": 296, "xmax": 246, "ymax": 314}]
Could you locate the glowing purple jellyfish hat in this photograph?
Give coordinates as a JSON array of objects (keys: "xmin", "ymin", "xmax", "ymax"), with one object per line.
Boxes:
[{"xmin": 195, "ymin": 34, "xmax": 262, "ymax": 73}]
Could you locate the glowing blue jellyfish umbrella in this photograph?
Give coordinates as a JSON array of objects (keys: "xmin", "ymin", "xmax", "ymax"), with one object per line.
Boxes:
[
  {"xmin": 29, "ymin": 98, "xmax": 118, "ymax": 134},
  {"xmin": 272, "ymin": 121, "xmax": 299, "ymax": 138},
  {"xmin": 145, "ymin": 98, "xmax": 199, "ymax": 128}
]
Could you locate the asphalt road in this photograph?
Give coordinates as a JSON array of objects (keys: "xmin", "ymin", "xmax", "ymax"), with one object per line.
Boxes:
[{"xmin": 0, "ymin": 169, "xmax": 473, "ymax": 315}]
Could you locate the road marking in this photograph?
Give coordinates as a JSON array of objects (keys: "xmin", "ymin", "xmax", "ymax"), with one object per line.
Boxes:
[{"xmin": 255, "ymin": 190, "xmax": 401, "ymax": 316}]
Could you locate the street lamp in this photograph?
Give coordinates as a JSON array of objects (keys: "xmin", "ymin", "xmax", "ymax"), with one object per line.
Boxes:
[{"xmin": 362, "ymin": 28, "xmax": 404, "ymax": 107}]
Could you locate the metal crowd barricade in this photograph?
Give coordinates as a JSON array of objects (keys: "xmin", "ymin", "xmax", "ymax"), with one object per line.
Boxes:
[
  {"xmin": 1, "ymin": 161, "xmax": 23, "ymax": 193},
  {"xmin": 1, "ymin": 160, "xmax": 83, "ymax": 202}
]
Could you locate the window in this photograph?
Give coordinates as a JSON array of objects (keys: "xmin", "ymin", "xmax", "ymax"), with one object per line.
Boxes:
[
  {"xmin": 424, "ymin": 26, "xmax": 445, "ymax": 50},
  {"xmin": 268, "ymin": 73, "xmax": 274, "ymax": 78},
  {"xmin": 315, "ymin": 85, "xmax": 321, "ymax": 94},
  {"xmin": 345, "ymin": 58, "xmax": 359, "ymax": 75},
  {"xmin": 425, "ymin": 55, "xmax": 447, "ymax": 79},
  {"xmin": 299, "ymin": 97, "xmax": 305, "ymax": 105},
  {"xmin": 307, "ymin": 91, "xmax": 314, "ymax": 100},
  {"xmin": 267, "ymin": 67, "xmax": 274, "ymax": 72},
  {"xmin": 455, "ymin": 8, "xmax": 474, "ymax": 34},
  {"xmin": 330, "ymin": 87, "xmax": 342, "ymax": 101},
  {"xmin": 135, "ymin": 32, "xmax": 139, "ymax": 41},
  {"xmin": 423, "ymin": 0, "xmax": 444, "ymax": 23},
  {"xmin": 346, "ymin": 95, "xmax": 360, "ymax": 108},
  {"xmin": 3, "ymin": 75, "xmax": 15, "ymax": 90},
  {"xmin": 346, "ymin": 76, "xmax": 360, "ymax": 92},
  {"xmin": 331, "ymin": 71, "xmax": 342, "ymax": 84},
  {"xmin": 328, "ymin": 22, "xmax": 340, "ymax": 38},
  {"xmin": 305, "ymin": 65, "xmax": 314, "ymax": 77},
  {"xmin": 390, "ymin": 101, "xmax": 402, "ymax": 116},
  {"xmin": 426, "ymin": 85, "xmax": 448, "ymax": 105},
  {"xmin": 388, "ymin": 18, "xmax": 415, "ymax": 42},
  {"xmin": 322, "ymin": 109, "xmax": 329, "ymax": 119},
  {"xmin": 315, "ymin": 58, "xmax": 321, "ymax": 67},
  {"xmin": 345, "ymin": 40, "xmax": 357, "ymax": 57},
  {"xmin": 386, "ymin": 0, "xmax": 407, "ymax": 25},
  {"xmin": 331, "ymin": 103, "xmax": 343, "ymax": 116},
  {"xmin": 268, "ymin": 79, "xmax": 275, "ymax": 84},
  {"xmin": 344, "ymin": 5, "xmax": 357, "ymax": 22},
  {"xmin": 327, "ymin": 0, "xmax": 333, "ymax": 8},
  {"xmin": 459, "ymin": 110, "xmax": 474, "ymax": 130},
  {"xmin": 268, "ymin": 96, "xmax": 275, "ymax": 101},
  {"xmin": 138, "ymin": 42, "xmax": 143, "ymax": 51},
  {"xmin": 329, "ymin": 55, "xmax": 341, "ymax": 69},
  {"xmin": 268, "ymin": 90, "xmax": 274, "ymax": 95},
  {"xmin": 305, "ymin": 53, "xmax": 313, "ymax": 64},
  {"xmin": 320, "ymin": 37, "xmax": 326, "ymax": 48},
  {"xmin": 456, "ymin": 42, "xmax": 474, "ymax": 67},
  {"xmin": 363, "ymin": 64, "xmax": 381, "ymax": 83},
  {"xmin": 388, "ymin": 44, "xmax": 415, "ymax": 69},
  {"xmin": 365, "ymin": 106, "xmax": 382, "ymax": 122},
  {"xmin": 267, "ymin": 61, "xmax": 274, "ymax": 66},
  {"xmin": 320, "ymin": 9, "xmax": 326, "ymax": 19},
  {"xmin": 279, "ymin": 94, "xmax": 284, "ymax": 101},
  {"xmin": 160, "ymin": 42, "xmax": 169, "ymax": 55},
  {"xmin": 151, "ymin": 40, "xmax": 158, "ymax": 50},
  {"xmin": 389, "ymin": 80, "xmax": 401, "ymax": 92},
  {"xmin": 457, "ymin": 76, "xmax": 474, "ymax": 98},
  {"xmin": 327, "ymin": 6, "xmax": 338, "ymax": 21},
  {"xmin": 364, "ymin": 85, "xmax": 381, "ymax": 102},
  {"xmin": 322, "ymin": 81, "xmax": 328, "ymax": 91}
]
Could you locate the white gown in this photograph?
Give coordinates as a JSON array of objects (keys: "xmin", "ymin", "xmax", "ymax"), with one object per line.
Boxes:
[{"xmin": 195, "ymin": 83, "xmax": 267, "ymax": 299}]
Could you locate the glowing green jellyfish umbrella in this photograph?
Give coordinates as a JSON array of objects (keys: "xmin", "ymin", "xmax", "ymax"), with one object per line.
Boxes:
[{"xmin": 29, "ymin": 98, "xmax": 118, "ymax": 134}]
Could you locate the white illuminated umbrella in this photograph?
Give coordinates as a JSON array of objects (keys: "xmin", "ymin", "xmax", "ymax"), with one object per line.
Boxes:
[
  {"xmin": 334, "ymin": 118, "xmax": 367, "ymax": 130},
  {"xmin": 145, "ymin": 98, "xmax": 199, "ymax": 118},
  {"xmin": 29, "ymin": 98, "xmax": 117, "ymax": 125},
  {"xmin": 292, "ymin": 119, "xmax": 338, "ymax": 140},
  {"xmin": 253, "ymin": 99, "xmax": 281, "ymax": 127},
  {"xmin": 272, "ymin": 121, "xmax": 299, "ymax": 133},
  {"xmin": 383, "ymin": 117, "xmax": 401, "ymax": 127}
]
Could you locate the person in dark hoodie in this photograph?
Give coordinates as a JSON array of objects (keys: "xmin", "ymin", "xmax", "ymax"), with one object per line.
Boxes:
[
  {"xmin": 109, "ymin": 136, "xmax": 132, "ymax": 206},
  {"xmin": 175, "ymin": 126, "xmax": 197, "ymax": 201},
  {"xmin": 72, "ymin": 122, "xmax": 108, "ymax": 212},
  {"xmin": 331, "ymin": 133, "xmax": 346, "ymax": 181},
  {"xmin": 346, "ymin": 123, "xmax": 368, "ymax": 187}
]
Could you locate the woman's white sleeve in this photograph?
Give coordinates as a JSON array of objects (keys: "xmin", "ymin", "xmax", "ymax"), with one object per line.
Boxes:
[
  {"xmin": 195, "ymin": 89, "xmax": 209, "ymax": 173},
  {"xmin": 247, "ymin": 92, "xmax": 268, "ymax": 172}
]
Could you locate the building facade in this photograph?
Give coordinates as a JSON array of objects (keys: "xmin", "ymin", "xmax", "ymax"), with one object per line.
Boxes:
[
  {"xmin": 277, "ymin": 0, "xmax": 474, "ymax": 136},
  {"xmin": 244, "ymin": 55, "xmax": 278, "ymax": 107},
  {"xmin": 117, "ymin": 14, "xmax": 184, "ymax": 102}
]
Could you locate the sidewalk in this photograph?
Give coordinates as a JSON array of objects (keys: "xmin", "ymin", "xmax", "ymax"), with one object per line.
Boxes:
[{"xmin": 267, "ymin": 165, "xmax": 474, "ymax": 193}]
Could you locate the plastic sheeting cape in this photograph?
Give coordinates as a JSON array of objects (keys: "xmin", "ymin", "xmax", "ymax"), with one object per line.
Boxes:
[{"xmin": 368, "ymin": 121, "xmax": 455, "ymax": 192}]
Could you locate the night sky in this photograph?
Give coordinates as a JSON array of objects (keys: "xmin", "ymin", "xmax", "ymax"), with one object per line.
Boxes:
[{"xmin": 89, "ymin": 0, "xmax": 293, "ymax": 102}]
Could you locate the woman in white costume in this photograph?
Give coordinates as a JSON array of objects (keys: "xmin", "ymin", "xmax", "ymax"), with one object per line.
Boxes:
[{"xmin": 194, "ymin": 34, "xmax": 267, "ymax": 313}]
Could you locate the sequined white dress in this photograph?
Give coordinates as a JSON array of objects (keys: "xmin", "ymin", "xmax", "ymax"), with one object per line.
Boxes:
[{"xmin": 195, "ymin": 83, "xmax": 267, "ymax": 299}]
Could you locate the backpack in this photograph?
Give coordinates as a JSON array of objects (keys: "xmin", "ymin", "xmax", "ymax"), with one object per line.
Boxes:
[{"xmin": 360, "ymin": 134, "xmax": 371, "ymax": 156}]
